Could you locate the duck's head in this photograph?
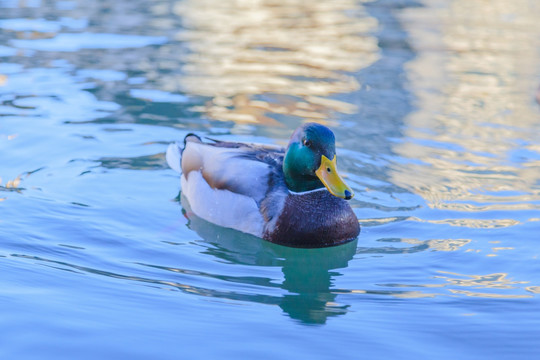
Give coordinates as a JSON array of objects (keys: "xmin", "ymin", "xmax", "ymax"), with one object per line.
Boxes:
[{"xmin": 283, "ymin": 123, "xmax": 354, "ymax": 200}]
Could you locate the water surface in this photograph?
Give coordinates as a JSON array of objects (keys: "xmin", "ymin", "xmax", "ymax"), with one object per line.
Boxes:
[{"xmin": 1, "ymin": 0, "xmax": 540, "ymax": 359}]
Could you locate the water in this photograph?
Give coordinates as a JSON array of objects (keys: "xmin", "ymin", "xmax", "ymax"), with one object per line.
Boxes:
[{"xmin": 1, "ymin": 0, "xmax": 540, "ymax": 358}]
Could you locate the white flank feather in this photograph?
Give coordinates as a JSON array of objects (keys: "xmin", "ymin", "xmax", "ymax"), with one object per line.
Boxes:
[
  {"xmin": 181, "ymin": 171, "xmax": 265, "ymax": 237},
  {"xmin": 166, "ymin": 142, "xmax": 183, "ymax": 173}
]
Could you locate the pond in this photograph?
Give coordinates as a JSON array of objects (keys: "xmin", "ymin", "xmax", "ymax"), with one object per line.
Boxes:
[{"xmin": 1, "ymin": 0, "xmax": 540, "ymax": 358}]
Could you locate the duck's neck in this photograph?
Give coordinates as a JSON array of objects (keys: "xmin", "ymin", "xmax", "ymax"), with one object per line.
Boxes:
[{"xmin": 283, "ymin": 167, "xmax": 324, "ymax": 193}]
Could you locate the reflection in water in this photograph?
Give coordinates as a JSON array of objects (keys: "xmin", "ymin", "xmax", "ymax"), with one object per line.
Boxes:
[
  {"xmin": 173, "ymin": 0, "xmax": 379, "ymax": 126},
  {"xmin": 98, "ymin": 153, "xmax": 168, "ymax": 170},
  {"xmin": 182, "ymin": 196, "xmax": 356, "ymax": 325},
  {"xmin": 400, "ymin": 237, "xmax": 470, "ymax": 252},
  {"xmin": 9, "ymin": 236, "xmax": 355, "ymax": 325},
  {"xmin": 393, "ymin": 0, "xmax": 540, "ymax": 216},
  {"xmin": 7, "ymin": 200, "xmax": 359, "ymax": 325},
  {"xmin": 1, "ymin": 0, "xmax": 540, "ymax": 356},
  {"xmin": 0, "ymin": 174, "xmax": 21, "ymax": 189},
  {"xmin": 410, "ymin": 216, "xmax": 521, "ymax": 229},
  {"xmin": 176, "ymin": 196, "xmax": 538, "ymax": 306},
  {"xmin": 354, "ymin": 237, "xmax": 470, "ymax": 255},
  {"xmin": 359, "ymin": 271, "xmax": 535, "ymax": 299},
  {"xmin": 436, "ymin": 271, "xmax": 527, "ymax": 289},
  {"xmin": 382, "ymin": 0, "xmax": 540, "ymax": 298}
]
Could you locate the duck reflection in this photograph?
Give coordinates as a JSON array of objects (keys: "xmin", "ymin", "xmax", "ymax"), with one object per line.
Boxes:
[{"xmin": 182, "ymin": 196, "xmax": 356, "ymax": 325}]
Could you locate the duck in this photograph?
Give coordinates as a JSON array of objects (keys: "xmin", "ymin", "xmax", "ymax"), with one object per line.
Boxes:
[{"xmin": 166, "ymin": 123, "xmax": 360, "ymax": 248}]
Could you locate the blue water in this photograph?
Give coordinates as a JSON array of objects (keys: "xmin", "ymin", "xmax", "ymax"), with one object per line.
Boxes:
[{"xmin": 1, "ymin": 0, "xmax": 540, "ymax": 358}]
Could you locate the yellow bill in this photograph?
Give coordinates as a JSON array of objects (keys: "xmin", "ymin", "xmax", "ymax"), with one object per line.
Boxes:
[{"xmin": 315, "ymin": 155, "xmax": 354, "ymax": 200}]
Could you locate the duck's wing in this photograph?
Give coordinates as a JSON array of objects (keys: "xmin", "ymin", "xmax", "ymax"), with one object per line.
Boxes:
[{"xmin": 167, "ymin": 135, "xmax": 285, "ymax": 204}]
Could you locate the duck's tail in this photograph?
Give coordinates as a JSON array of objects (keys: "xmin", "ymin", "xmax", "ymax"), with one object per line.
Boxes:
[{"xmin": 166, "ymin": 142, "xmax": 183, "ymax": 173}]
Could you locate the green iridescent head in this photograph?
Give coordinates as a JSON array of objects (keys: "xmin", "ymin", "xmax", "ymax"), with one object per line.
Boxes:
[{"xmin": 283, "ymin": 123, "xmax": 354, "ymax": 200}]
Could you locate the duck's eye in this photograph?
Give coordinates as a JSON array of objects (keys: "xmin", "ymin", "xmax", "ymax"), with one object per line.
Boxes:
[{"xmin": 303, "ymin": 139, "xmax": 312, "ymax": 147}]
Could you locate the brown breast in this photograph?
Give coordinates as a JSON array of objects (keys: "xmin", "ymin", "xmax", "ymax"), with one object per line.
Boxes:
[{"xmin": 264, "ymin": 190, "xmax": 360, "ymax": 248}]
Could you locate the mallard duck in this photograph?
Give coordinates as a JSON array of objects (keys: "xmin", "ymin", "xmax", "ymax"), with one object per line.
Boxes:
[{"xmin": 166, "ymin": 123, "xmax": 360, "ymax": 248}]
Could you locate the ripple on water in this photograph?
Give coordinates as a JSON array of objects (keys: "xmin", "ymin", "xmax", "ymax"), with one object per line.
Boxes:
[{"xmin": 1, "ymin": 0, "xmax": 540, "ymax": 358}]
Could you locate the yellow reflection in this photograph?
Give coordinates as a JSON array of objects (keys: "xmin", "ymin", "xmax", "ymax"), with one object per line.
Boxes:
[
  {"xmin": 336, "ymin": 288, "xmax": 444, "ymax": 299},
  {"xmin": 401, "ymin": 237, "xmax": 470, "ymax": 251},
  {"xmin": 337, "ymin": 266, "xmax": 539, "ymax": 298},
  {"xmin": 391, "ymin": 291, "xmax": 439, "ymax": 299},
  {"xmin": 392, "ymin": 0, "xmax": 540, "ymax": 211},
  {"xmin": 410, "ymin": 216, "xmax": 520, "ymax": 229},
  {"xmin": 0, "ymin": 175, "xmax": 22, "ymax": 189},
  {"xmin": 172, "ymin": 0, "xmax": 379, "ymax": 125},
  {"xmin": 448, "ymin": 289, "xmax": 532, "ymax": 299},
  {"xmin": 435, "ymin": 271, "xmax": 527, "ymax": 290},
  {"xmin": 376, "ymin": 271, "xmax": 537, "ymax": 299},
  {"xmin": 491, "ymin": 247, "xmax": 514, "ymax": 252}
]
